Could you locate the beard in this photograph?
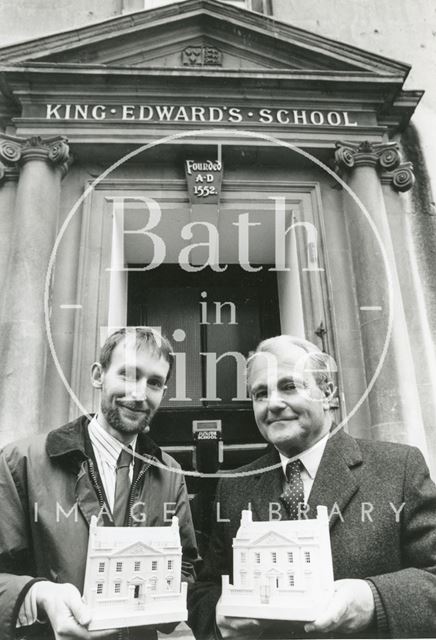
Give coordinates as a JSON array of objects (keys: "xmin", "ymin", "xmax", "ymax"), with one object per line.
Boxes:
[{"xmin": 101, "ymin": 400, "xmax": 152, "ymax": 436}]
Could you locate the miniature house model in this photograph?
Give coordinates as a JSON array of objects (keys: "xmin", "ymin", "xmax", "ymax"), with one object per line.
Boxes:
[
  {"xmin": 217, "ymin": 506, "xmax": 334, "ymax": 622},
  {"xmin": 83, "ymin": 515, "xmax": 187, "ymax": 630}
]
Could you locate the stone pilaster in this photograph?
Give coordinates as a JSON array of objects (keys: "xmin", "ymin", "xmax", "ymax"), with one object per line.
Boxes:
[
  {"xmin": 0, "ymin": 134, "xmax": 72, "ymax": 445},
  {"xmin": 0, "ymin": 136, "xmax": 21, "ymax": 319},
  {"xmin": 334, "ymin": 140, "xmax": 429, "ymax": 457}
]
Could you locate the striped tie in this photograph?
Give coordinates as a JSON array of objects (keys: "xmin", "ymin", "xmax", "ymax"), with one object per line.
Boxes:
[
  {"xmin": 280, "ymin": 459, "xmax": 305, "ymax": 520},
  {"xmin": 113, "ymin": 447, "xmax": 133, "ymax": 526}
]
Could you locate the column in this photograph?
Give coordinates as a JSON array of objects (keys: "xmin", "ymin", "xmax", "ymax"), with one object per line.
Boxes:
[
  {"xmin": 0, "ymin": 134, "xmax": 71, "ymax": 445},
  {"xmin": 335, "ymin": 141, "xmax": 428, "ymax": 456}
]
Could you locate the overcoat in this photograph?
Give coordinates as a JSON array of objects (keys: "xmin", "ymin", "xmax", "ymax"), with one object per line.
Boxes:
[
  {"xmin": 188, "ymin": 429, "xmax": 436, "ymax": 639},
  {"xmin": 0, "ymin": 415, "xmax": 198, "ymax": 640}
]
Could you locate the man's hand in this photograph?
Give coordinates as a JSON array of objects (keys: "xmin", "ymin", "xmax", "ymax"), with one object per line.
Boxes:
[
  {"xmin": 33, "ymin": 582, "xmax": 116, "ymax": 639},
  {"xmin": 304, "ymin": 579, "xmax": 375, "ymax": 635}
]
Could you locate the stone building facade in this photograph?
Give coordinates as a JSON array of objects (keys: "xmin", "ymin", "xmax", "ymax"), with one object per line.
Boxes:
[{"xmin": 0, "ymin": 0, "xmax": 435, "ymax": 481}]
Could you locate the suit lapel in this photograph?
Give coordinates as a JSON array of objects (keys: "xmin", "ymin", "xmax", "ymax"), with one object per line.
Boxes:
[
  {"xmin": 249, "ymin": 448, "xmax": 284, "ymax": 522},
  {"xmin": 308, "ymin": 429, "xmax": 363, "ymax": 529}
]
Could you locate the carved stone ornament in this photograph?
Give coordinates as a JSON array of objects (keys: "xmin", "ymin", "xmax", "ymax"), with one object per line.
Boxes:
[
  {"xmin": 0, "ymin": 135, "xmax": 22, "ymax": 165},
  {"xmin": 181, "ymin": 45, "xmax": 223, "ymax": 66},
  {"xmin": 392, "ymin": 162, "xmax": 415, "ymax": 192},
  {"xmin": 0, "ymin": 134, "xmax": 72, "ymax": 183},
  {"xmin": 334, "ymin": 141, "xmax": 414, "ymax": 192}
]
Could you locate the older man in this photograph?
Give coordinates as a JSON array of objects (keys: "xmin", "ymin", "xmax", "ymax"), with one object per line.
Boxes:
[
  {"xmin": 0, "ymin": 327, "xmax": 198, "ymax": 640},
  {"xmin": 188, "ymin": 335, "xmax": 436, "ymax": 639}
]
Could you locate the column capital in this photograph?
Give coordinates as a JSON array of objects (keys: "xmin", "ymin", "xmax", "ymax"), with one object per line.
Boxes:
[
  {"xmin": 21, "ymin": 136, "xmax": 72, "ymax": 175},
  {"xmin": 0, "ymin": 133, "xmax": 72, "ymax": 178},
  {"xmin": 334, "ymin": 140, "xmax": 415, "ymax": 192}
]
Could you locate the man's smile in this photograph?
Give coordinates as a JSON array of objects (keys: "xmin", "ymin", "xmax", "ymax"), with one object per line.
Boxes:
[
  {"xmin": 267, "ymin": 416, "xmax": 298, "ymax": 424},
  {"xmin": 116, "ymin": 400, "xmax": 148, "ymax": 415}
]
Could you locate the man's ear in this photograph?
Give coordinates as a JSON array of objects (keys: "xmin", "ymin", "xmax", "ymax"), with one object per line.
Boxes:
[
  {"xmin": 323, "ymin": 381, "xmax": 337, "ymax": 408},
  {"xmin": 91, "ymin": 362, "xmax": 104, "ymax": 389}
]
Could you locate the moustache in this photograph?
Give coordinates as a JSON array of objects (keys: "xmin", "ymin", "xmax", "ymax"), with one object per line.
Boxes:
[{"xmin": 116, "ymin": 400, "xmax": 149, "ymax": 415}]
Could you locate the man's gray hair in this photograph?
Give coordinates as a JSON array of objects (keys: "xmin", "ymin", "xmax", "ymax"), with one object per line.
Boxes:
[{"xmin": 246, "ymin": 335, "xmax": 336, "ymax": 393}]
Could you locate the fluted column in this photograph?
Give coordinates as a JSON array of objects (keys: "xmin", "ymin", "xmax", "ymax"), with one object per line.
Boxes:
[
  {"xmin": 335, "ymin": 141, "xmax": 428, "ymax": 456},
  {"xmin": 0, "ymin": 134, "xmax": 71, "ymax": 445}
]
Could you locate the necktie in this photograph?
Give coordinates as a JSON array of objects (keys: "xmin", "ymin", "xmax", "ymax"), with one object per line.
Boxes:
[
  {"xmin": 280, "ymin": 459, "xmax": 305, "ymax": 520},
  {"xmin": 113, "ymin": 447, "xmax": 133, "ymax": 526}
]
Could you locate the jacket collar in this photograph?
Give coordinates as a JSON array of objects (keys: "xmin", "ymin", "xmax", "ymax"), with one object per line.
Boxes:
[
  {"xmin": 307, "ymin": 428, "xmax": 362, "ymax": 528},
  {"xmin": 46, "ymin": 414, "xmax": 164, "ymax": 464},
  {"xmin": 248, "ymin": 428, "xmax": 363, "ymax": 528}
]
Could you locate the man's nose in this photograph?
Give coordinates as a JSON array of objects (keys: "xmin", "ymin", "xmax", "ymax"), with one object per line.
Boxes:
[
  {"xmin": 130, "ymin": 379, "xmax": 148, "ymax": 401},
  {"xmin": 267, "ymin": 389, "xmax": 287, "ymax": 411}
]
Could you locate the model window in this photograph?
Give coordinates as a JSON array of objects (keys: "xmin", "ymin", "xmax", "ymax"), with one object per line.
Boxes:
[
  {"xmin": 168, "ymin": 559, "xmax": 173, "ymax": 570},
  {"xmin": 152, "ymin": 560, "xmax": 158, "ymax": 570},
  {"xmin": 304, "ymin": 551, "xmax": 311, "ymax": 563},
  {"xmin": 166, "ymin": 577, "xmax": 173, "ymax": 590},
  {"xmin": 288, "ymin": 552, "xmax": 293, "ymax": 563},
  {"xmin": 96, "ymin": 583, "xmax": 103, "ymax": 595},
  {"xmin": 134, "ymin": 561, "xmax": 141, "ymax": 572},
  {"xmin": 240, "ymin": 552, "xmax": 246, "ymax": 563},
  {"xmin": 272, "ymin": 552, "xmax": 277, "ymax": 563},
  {"xmin": 114, "ymin": 583, "xmax": 121, "ymax": 594},
  {"xmin": 255, "ymin": 552, "xmax": 261, "ymax": 563},
  {"xmin": 98, "ymin": 562, "xmax": 105, "ymax": 572},
  {"xmin": 288, "ymin": 573, "xmax": 295, "ymax": 587},
  {"xmin": 150, "ymin": 577, "xmax": 157, "ymax": 591},
  {"xmin": 116, "ymin": 561, "xmax": 123, "ymax": 572}
]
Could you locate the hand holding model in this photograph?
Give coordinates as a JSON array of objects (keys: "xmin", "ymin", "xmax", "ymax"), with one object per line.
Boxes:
[
  {"xmin": 304, "ymin": 579, "xmax": 375, "ymax": 634},
  {"xmin": 216, "ymin": 579, "xmax": 375, "ymax": 638},
  {"xmin": 33, "ymin": 582, "xmax": 117, "ymax": 639}
]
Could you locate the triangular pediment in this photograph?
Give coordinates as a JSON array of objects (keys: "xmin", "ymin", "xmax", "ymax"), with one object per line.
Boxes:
[
  {"xmin": 113, "ymin": 541, "xmax": 161, "ymax": 556},
  {"xmin": 0, "ymin": 0, "xmax": 410, "ymax": 78},
  {"xmin": 251, "ymin": 531, "xmax": 299, "ymax": 547}
]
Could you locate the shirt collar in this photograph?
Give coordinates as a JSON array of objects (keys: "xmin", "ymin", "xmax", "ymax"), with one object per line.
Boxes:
[
  {"xmin": 278, "ymin": 432, "xmax": 329, "ymax": 479},
  {"xmin": 88, "ymin": 416, "xmax": 137, "ymax": 468}
]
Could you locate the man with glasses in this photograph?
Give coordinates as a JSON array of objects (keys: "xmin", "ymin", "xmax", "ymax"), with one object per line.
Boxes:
[
  {"xmin": 188, "ymin": 335, "xmax": 436, "ymax": 639},
  {"xmin": 0, "ymin": 327, "xmax": 198, "ymax": 640}
]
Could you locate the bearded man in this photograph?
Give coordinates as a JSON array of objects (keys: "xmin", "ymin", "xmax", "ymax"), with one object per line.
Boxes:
[{"xmin": 0, "ymin": 327, "xmax": 198, "ymax": 640}]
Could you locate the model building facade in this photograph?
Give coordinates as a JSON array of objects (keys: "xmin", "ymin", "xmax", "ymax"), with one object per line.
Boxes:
[
  {"xmin": 83, "ymin": 515, "xmax": 187, "ymax": 630},
  {"xmin": 218, "ymin": 506, "xmax": 334, "ymax": 621}
]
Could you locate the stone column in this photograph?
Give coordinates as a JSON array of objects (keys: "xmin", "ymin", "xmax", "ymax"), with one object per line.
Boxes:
[
  {"xmin": 0, "ymin": 134, "xmax": 71, "ymax": 445},
  {"xmin": 335, "ymin": 141, "xmax": 428, "ymax": 456}
]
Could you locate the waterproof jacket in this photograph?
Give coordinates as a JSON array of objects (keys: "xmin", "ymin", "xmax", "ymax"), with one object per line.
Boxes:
[{"xmin": 0, "ymin": 415, "xmax": 198, "ymax": 640}]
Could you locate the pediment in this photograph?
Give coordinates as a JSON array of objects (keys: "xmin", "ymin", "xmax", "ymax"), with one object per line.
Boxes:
[
  {"xmin": 113, "ymin": 541, "xmax": 160, "ymax": 556},
  {"xmin": 0, "ymin": 0, "xmax": 409, "ymax": 78},
  {"xmin": 251, "ymin": 531, "xmax": 299, "ymax": 547}
]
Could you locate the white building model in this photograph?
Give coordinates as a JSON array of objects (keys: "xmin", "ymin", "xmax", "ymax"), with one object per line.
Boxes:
[
  {"xmin": 217, "ymin": 506, "xmax": 334, "ymax": 622},
  {"xmin": 83, "ymin": 515, "xmax": 187, "ymax": 630}
]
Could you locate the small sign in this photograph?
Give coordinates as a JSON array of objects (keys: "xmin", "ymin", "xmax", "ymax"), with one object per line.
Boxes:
[{"xmin": 185, "ymin": 160, "xmax": 223, "ymax": 205}]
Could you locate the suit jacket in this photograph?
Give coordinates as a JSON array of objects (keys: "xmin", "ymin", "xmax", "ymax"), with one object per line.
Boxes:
[{"xmin": 187, "ymin": 429, "xmax": 436, "ymax": 639}]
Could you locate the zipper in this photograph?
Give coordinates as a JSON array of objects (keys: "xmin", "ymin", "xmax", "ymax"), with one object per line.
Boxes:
[
  {"xmin": 87, "ymin": 459, "xmax": 105, "ymax": 510},
  {"xmin": 127, "ymin": 460, "xmax": 151, "ymax": 526}
]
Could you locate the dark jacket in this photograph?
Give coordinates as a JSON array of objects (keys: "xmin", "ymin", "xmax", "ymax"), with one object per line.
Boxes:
[
  {"xmin": 0, "ymin": 415, "xmax": 198, "ymax": 640},
  {"xmin": 187, "ymin": 429, "xmax": 436, "ymax": 639}
]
